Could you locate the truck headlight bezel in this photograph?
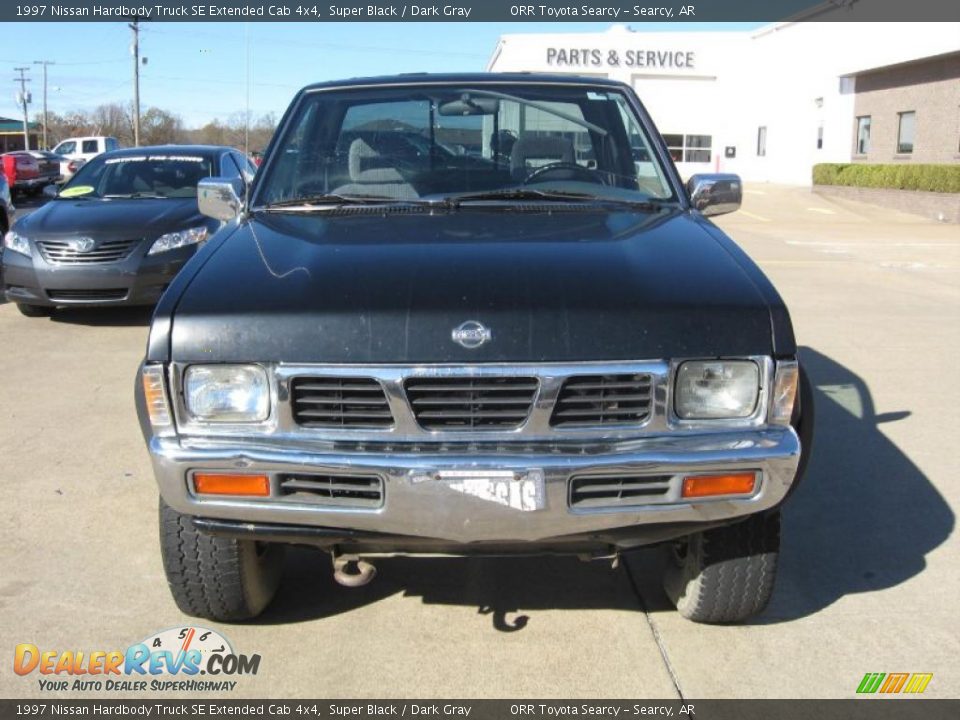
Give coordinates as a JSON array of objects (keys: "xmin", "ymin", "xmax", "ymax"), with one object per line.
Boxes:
[
  {"xmin": 183, "ymin": 364, "xmax": 271, "ymax": 423},
  {"xmin": 673, "ymin": 359, "xmax": 763, "ymax": 422}
]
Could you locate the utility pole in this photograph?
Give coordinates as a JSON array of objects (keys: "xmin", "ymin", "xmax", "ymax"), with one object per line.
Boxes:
[
  {"xmin": 129, "ymin": 17, "xmax": 141, "ymax": 146},
  {"xmin": 33, "ymin": 60, "xmax": 54, "ymax": 149},
  {"xmin": 13, "ymin": 67, "xmax": 31, "ymax": 151}
]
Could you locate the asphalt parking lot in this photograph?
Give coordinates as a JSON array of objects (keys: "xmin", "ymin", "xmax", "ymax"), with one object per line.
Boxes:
[{"xmin": 1, "ymin": 185, "xmax": 957, "ymax": 699}]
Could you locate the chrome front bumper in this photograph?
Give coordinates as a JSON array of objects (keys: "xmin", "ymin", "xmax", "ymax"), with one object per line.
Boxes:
[{"xmin": 149, "ymin": 427, "xmax": 801, "ymax": 544}]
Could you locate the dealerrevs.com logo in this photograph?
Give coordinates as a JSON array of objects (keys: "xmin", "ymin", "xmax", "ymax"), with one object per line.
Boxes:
[{"xmin": 14, "ymin": 626, "xmax": 260, "ymax": 693}]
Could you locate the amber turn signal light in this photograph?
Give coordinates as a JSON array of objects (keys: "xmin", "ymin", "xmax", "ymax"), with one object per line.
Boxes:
[
  {"xmin": 682, "ymin": 472, "xmax": 757, "ymax": 499},
  {"xmin": 194, "ymin": 473, "xmax": 270, "ymax": 497}
]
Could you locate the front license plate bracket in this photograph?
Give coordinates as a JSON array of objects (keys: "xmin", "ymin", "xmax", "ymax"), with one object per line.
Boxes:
[{"xmin": 410, "ymin": 469, "xmax": 546, "ymax": 511}]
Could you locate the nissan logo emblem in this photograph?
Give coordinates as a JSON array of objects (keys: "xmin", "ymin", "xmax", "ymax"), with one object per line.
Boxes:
[{"xmin": 451, "ymin": 320, "xmax": 492, "ymax": 349}]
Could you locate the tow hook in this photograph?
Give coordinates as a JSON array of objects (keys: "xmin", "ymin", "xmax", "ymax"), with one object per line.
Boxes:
[{"xmin": 331, "ymin": 552, "xmax": 377, "ymax": 587}]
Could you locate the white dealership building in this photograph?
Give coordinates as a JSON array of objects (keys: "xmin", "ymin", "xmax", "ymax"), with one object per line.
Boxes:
[{"xmin": 487, "ymin": 21, "xmax": 960, "ymax": 184}]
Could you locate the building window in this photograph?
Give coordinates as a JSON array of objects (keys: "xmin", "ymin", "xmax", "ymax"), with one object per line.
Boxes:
[
  {"xmin": 757, "ymin": 126, "xmax": 767, "ymax": 157},
  {"xmin": 663, "ymin": 133, "xmax": 712, "ymax": 163},
  {"xmin": 897, "ymin": 111, "xmax": 915, "ymax": 154},
  {"xmin": 817, "ymin": 125, "xmax": 823, "ymax": 150},
  {"xmin": 855, "ymin": 116, "xmax": 871, "ymax": 154}
]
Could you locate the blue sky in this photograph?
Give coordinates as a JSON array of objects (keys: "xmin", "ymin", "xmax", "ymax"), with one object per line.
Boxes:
[{"xmin": 0, "ymin": 22, "xmax": 763, "ymax": 127}]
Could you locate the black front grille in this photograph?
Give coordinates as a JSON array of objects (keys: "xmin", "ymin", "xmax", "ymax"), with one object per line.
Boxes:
[
  {"xmin": 291, "ymin": 377, "xmax": 393, "ymax": 428},
  {"xmin": 47, "ymin": 288, "xmax": 128, "ymax": 301},
  {"xmin": 404, "ymin": 376, "xmax": 538, "ymax": 430},
  {"xmin": 38, "ymin": 238, "xmax": 139, "ymax": 265},
  {"xmin": 279, "ymin": 473, "xmax": 383, "ymax": 508},
  {"xmin": 551, "ymin": 373, "xmax": 653, "ymax": 427},
  {"xmin": 569, "ymin": 473, "xmax": 672, "ymax": 509}
]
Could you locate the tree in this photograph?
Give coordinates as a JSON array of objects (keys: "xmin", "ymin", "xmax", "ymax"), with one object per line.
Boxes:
[
  {"xmin": 35, "ymin": 105, "xmax": 274, "ymax": 153},
  {"xmin": 140, "ymin": 107, "xmax": 184, "ymax": 145}
]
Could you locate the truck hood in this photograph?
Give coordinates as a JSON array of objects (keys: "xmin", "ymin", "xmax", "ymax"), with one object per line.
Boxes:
[{"xmin": 170, "ymin": 208, "xmax": 778, "ymax": 363}]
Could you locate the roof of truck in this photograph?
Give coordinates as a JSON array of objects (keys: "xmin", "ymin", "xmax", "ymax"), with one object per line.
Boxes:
[{"xmin": 300, "ymin": 72, "xmax": 628, "ymax": 92}]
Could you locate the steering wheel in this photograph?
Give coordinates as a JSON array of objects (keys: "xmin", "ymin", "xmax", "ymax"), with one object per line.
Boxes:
[{"xmin": 522, "ymin": 162, "xmax": 605, "ymax": 185}]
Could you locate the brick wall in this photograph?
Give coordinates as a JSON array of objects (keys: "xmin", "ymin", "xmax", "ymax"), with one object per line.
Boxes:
[{"xmin": 853, "ymin": 52, "xmax": 960, "ymax": 164}]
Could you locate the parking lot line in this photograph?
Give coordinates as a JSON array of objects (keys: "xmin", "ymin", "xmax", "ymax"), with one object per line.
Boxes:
[{"xmin": 738, "ymin": 210, "xmax": 772, "ymax": 222}]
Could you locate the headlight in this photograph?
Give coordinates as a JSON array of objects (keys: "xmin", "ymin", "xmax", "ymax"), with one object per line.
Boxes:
[
  {"xmin": 675, "ymin": 360, "xmax": 760, "ymax": 419},
  {"xmin": 3, "ymin": 230, "xmax": 30, "ymax": 257},
  {"xmin": 184, "ymin": 365, "xmax": 269, "ymax": 423},
  {"xmin": 147, "ymin": 226, "xmax": 208, "ymax": 255}
]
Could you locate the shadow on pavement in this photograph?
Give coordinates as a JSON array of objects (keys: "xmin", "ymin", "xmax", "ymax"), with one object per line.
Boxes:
[
  {"xmin": 251, "ymin": 346, "xmax": 952, "ymax": 629},
  {"xmin": 755, "ymin": 346, "xmax": 954, "ymax": 622},
  {"xmin": 48, "ymin": 306, "xmax": 153, "ymax": 327},
  {"xmin": 261, "ymin": 549, "xmax": 644, "ymax": 631}
]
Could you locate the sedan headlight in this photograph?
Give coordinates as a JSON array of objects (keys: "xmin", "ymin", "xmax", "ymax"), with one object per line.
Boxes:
[
  {"xmin": 3, "ymin": 230, "xmax": 30, "ymax": 257},
  {"xmin": 147, "ymin": 226, "xmax": 208, "ymax": 255},
  {"xmin": 184, "ymin": 365, "xmax": 269, "ymax": 423},
  {"xmin": 675, "ymin": 360, "xmax": 760, "ymax": 420}
]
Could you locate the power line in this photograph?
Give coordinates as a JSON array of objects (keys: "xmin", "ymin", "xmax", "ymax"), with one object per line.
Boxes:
[
  {"xmin": 142, "ymin": 25, "xmax": 487, "ymax": 58},
  {"xmin": 33, "ymin": 60, "xmax": 55, "ymax": 149},
  {"xmin": 129, "ymin": 17, "xmax": 141, "ymax": 146},
  {"xmin": 13, "ymin": 67, "xmax": 31, "ymax": 151}
]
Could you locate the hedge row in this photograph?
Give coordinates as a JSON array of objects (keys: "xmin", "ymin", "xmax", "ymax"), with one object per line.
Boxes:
[{"xmin": 812, "ymin": 163, "xmax": 960, "ymax": 193}]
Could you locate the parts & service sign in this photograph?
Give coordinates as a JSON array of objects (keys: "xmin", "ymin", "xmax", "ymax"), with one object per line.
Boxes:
[{"xmin": 13, "ymin": 627, "xmax": 261, "ymax": 693}]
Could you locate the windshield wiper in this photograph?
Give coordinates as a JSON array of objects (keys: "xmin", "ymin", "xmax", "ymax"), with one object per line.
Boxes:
[
  {"xmin": 104, "ymin": 192, "xmax": 166, "ymax": 199},
  {"xmin": 444, "ymin": 188, "xmax": 671, "ymax": 209},
  {"xmin": 261, "ymin": 193, "xmax": 431, "ymax": 210}
]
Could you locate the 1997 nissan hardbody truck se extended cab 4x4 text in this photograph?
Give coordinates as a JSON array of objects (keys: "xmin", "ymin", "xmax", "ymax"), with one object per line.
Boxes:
[{"xmin": 136, "ymin": 74, "xmax": 813, "ymax": 624}]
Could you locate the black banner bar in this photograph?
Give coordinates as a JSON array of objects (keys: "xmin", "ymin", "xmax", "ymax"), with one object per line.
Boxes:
[
  {"xmin": 1, "ymin": 700, "xmax": 959, "ymax": 719},
  {"xmin": 3, "ymin": 0, "xmax": 960, "ymax": 23}
]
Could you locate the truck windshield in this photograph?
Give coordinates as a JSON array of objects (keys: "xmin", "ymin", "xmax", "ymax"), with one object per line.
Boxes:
[{"xmin": 255, "ymin": 84, "xmax": 675, "ymax": 207}]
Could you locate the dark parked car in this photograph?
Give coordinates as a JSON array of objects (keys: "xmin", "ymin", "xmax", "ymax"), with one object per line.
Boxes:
[
  {"xmin": 136, "ymin": 74, "xmax": 813, "ymax": 624},
  {"xmin": 2, "ymin": 145, "xmax": 255, "ymax": 316}
]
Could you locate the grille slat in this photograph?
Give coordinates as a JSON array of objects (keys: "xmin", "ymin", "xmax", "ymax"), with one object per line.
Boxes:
[
  {"xmin": 569, "ymin": 474, "xmax": 672, "ymax": 508},
  {"xmin": 47, "ymin": 288, "xmax": 128, "ymax": 301},
  {"xmin": 38, "ymin": 238, "xmax": 139, "ymax": 265},
  {"xmin": 404, "ymin": 376, "xmax": 538, "ymax": 430},
  {"xmin": 405, "ymin": 381, "xmax": 539, "ymax": 392},
  {"xmin": 551, "ymin": 373, "xmax": 653, "ymax": 427},
  {"xmin": 279, "ymin": 473, "xmax": 383, "ymax": 508},
  {"xmin": 297, "ymin": 410, "xmax": 394, "ymax": 419},
  {"xmin": 291, "ymin": 377, "xmax": 393, "ymax": 428}
]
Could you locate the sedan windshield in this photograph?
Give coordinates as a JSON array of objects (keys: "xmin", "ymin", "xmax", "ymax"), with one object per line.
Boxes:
[
  {"xmin": 59, "ymin": 153, "xmax": 214, "ymax": 200},
  {"xmin": 255, "ymin": 84, "xmax": 675, "ymax": 207}
]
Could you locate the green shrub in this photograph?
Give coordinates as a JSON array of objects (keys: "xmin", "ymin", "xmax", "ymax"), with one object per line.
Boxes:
[{"xmin": 813, "ymin": 163, "xmax": 960, "ymax": 193}]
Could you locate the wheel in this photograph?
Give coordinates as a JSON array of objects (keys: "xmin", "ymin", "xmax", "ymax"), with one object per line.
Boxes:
[
  {"xmin": 663, "ymin": 510, "xmax": 780, "ymax": 623},
  {"xmin": 16, "ymin": 303, "xmax": 52, "ymax": 317},
  {"xmin": 159, "ymin": 497, "xmax": 284, "ymax": 621}
]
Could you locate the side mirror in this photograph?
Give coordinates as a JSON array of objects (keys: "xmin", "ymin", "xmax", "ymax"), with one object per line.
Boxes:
[
  {"xmin": 198, "ymin": 177, "xmax": 244, "ymax": 221},
  {"xmin": 686, "ymin": 173, "xmax": 742, "ymax": 217},
  {"xmin": 42, "ymin": 184, "xmax": 59, "ymax": 199}
]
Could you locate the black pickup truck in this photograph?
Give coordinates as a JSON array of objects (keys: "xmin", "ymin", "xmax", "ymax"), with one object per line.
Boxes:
[{"xmin": 136, "ymin": 73, "xmax": 812, "ymax": 624}]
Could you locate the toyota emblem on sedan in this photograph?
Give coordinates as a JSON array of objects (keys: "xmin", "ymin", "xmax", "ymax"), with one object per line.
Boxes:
[
  {"xmin": 67, "ymin": 237, "xmax": 96, "ymax": 253},
  {"xmin": 451, "ymin": 320, "xmax": 491, "ymax": 349}
]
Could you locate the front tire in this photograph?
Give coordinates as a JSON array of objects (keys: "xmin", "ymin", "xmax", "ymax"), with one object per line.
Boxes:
[
  {"xmin": 16, "ymin": 303, "xmax": 52, "ymax": 317},
  {"xmin": 159, "ymin": 498, "xmax": 284, "ymax": 621},
  {"xmin": 663, "ymin": 511, "xmax": 780, "ymax": 623}
]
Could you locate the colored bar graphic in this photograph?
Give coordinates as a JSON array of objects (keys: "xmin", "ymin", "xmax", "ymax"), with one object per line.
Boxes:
[
  {"xmin": 880, "ymin": 673, "xmax": 909, "ymax": 693},
  {"xmin": 857, "ymin": 672, "xmax": 933, "ymax": 694},
  {"xmin": 903, "ymin": 673, "xmax": 934, "ymax": 694},
  {"xmin": 857, "ymin": 673, "xmax": 885, "ymax": 694}
]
